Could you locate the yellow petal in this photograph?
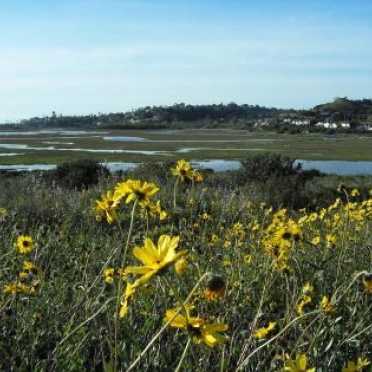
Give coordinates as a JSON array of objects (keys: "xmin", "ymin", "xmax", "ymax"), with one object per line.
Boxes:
[
  {"xmin": 132, "ymin": 246, "xmax": 157, "ymax": 266},
  {"xmin": 296, "ymin": 354, "xmax": 307, "ymax": 370},
  {"xmin": 124, "ymin": 266, "xmax": 152, "ymax": 275}
]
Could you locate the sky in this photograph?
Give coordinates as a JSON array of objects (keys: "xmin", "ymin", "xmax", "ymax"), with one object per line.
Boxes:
[{"xmin": 1, "ymin": 0, "xmax": 372, "ymax": 121}]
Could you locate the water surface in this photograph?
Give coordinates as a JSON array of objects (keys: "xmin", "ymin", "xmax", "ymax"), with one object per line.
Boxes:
[{"xmin": 2, "ymin": 159, "xmax": 372, "ymax": 175}]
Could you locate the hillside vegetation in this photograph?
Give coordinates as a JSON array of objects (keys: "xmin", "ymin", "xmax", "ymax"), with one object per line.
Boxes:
[{"xmin": 2, "ymin": 97, "xmax": 372, "ymax": 131}]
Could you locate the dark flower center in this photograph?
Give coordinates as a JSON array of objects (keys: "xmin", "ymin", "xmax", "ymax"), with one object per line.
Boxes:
[
  {"xmin": 282, "ymin": 232, "xmax": 292, "ymax": 240},
  {"xmin": 187, "ymin": 324, "xmax": 202, "ymax": 337}
]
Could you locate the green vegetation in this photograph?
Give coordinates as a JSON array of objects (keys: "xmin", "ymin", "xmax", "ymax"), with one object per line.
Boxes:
[
  {"xmin": 1, "ymin": 157, "xmax": 372, "ymax": 370},
  {"xmin": 2, "ymin": 97, "xmax": 372, "ymax": 130},
  {"xmin": 1, "ymin": 129, "xmax": 372, "ymax": 166},
  {"xmin": 47, "ymin": 159, "xmax": 110, "ymax": 190}
]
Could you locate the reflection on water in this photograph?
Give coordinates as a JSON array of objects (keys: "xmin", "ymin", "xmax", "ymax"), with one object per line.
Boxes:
[
  {"xmin": 177, "ymin": 148, "xmax": 267, "ymax": 153},
  {"xmin": 192, "ymin": 160, "xmax": 241, "ymax": 171},
  {"xmin": 0, "ymin": 164, "xmax": 57, "ymax": 171},
  {"xmin": 103, "ymin": 136, "xmax": 146, "ymax": 142},
  {"xmin": 2, "ymin": 159, "xmax": 372, "ymax": 175},
  {"xmin": 0, "ymin": 130, "xmax": 108, "ymax": 136},
  {"xmin": 42, "ymin": 141, "xmax": 74, "ymax": 145},
  {"xmin": 103, "ymin": 162, "xmax": 139, "ymax": 171},
  {"xmin": 104, "ymin": 137, "xmax": 276, "ymax": 144},
  {"xmin": 0, "ymin": 143, "xmax": 168, "ymax": 155},
  {"xmin": 297, "ymin": 160, "xmax": 372, "ymax": 175},
  {"xmin": 0, "ymin": 160, "xmax": 241, "ymax": 172},
  {"xmin": 0, "ymin": 144, "xmax": 30, "ymax": 149}
]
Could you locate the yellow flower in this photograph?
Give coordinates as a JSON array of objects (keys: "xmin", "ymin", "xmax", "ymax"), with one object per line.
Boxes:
[
  {"xmin": 170, "ymin": 159, "xmax": 194, "ymax": 181},
  {"xmin": 342, "ymin": 358, "xmax": 370, "ymax": 372},
  {"xmin": 326, "ymin": 234, "xmax": 336, "ymax": 246},
  {"xmin": 115, "ymin": 179, "xmax": 160, "ymax": 206},
  {"xmin": 3, "ymin": 281, "xmax": 39, "ymax": 295},
  {"xmin": 244, "ymin": 254, "xmax": 253, "ymax": 264},
  {"xmin": 297, "ymin": 295, "xmax": 312, "ymax": 315},
  {"xmin": 202, "ymin": 213, "xmax": 211, "ymax": 221},
  {"xmin": 362, "ymin": 273, "xmax": 372, "ymax": 294},
  {"xmin": 223, "ymin": 241, "xmax": 232, "ymax": 248},
  {"xmin": 195, "ymin": 322, "xmax": 229, "ymax": 348},
  {"xmin": 125, "ymin": 235, "xmax": 187, "ymax": 285},
  {"xmin": 165, "ymin": 305, "xmax": 203, "ymax": 329},
  {"xmin": 19, "ymin": 261, "xmax": 42, "ymax": 281},
  {"xmin": 141, "ymin": 200, "xmax": 167, "ymax": 220},
  {"xmin": 284, "ymin": 353, "xmax": 316, "ymax": 372},
  {"xmin": 193, "ymin": 171, "xmax": 204, "ymax": 182},
  {"xmin": 253, "ymin": 321, "xmax": 277, "ymax": 340},
  {"xmin": 174, "ymin": 256, "xmax": 188, "ymax": 275},
  {"xmin": 16, "ymin": 235, "xmax": 34, "ymax": 254},
  {"xmin": 350, "ymin": 189, "xmax": 360, "ymax": 197},
  {"xmin": 164, "ymin": 306, "xmax": 229, "ymax": 348},
  {"xmin": 222, "ymin": 259, "xmax": 232, "ymax": 266},
  {"xmin": 203, "ymin": 275, "xmax": 226, "ymax": 301},
  {"xmin": 116, "ymin": 268, "xmax": 127, "ymax": 281},
  {"xmin": 3, "ymin": 283, "xmax": 18, "ymax": 294},
  {"xmin": 302, "ymin": 283, "xmax": 314, "ymax": 296},
  {"xmin": 286, "ymin": 221, "xmax": 303, "ymax": 240},
  {"xmin": 321, "ymin": 295, "xmax": 336, "ymax": 315},
  {"xmin": 103, "ymin": 268, "xmax": 115, "ymax": 284},
  {"xmin": 22, "ymin": 261, "xmax": 41, "ymax": 276},
  {"xmin": 210, "ymin": 234, "xmax": 219, "ymax": 244},
  {"xmin": 0, "ymin": 207, "xmax": 8, "ymax": 221},
  {"xmin": 93, "ymin": 190, "xmax": 121, "ymax": 223},
  {"xmin": 119, "ymin": 282, "xmax": 136, "ymax": 318},
  {"xmin": 311, "ymin": 236, "xmax": 321, "ymax": 246}
]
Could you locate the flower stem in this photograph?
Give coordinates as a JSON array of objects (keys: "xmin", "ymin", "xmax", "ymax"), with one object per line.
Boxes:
[
  {"xmin": 174, "ymin": 338, "xmax": 191, "ymax": 372},
  {"xmin": 173, "ymin": 177, "xmax": 179, "ymax": 211},
  {"xmin": 113, "ymin": 199, "xmax": 138, "ymax": 372}
]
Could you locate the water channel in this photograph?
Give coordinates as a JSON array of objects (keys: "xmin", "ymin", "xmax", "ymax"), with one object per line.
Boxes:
[{"xmin": 2, "ymin": 159, "xmax": 372, "ymax": 175}]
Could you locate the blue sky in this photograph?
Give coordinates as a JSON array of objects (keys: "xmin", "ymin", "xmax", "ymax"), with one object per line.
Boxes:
[{"xmin": 1, "ymin": 0, "xmax": 372, "ymax": 121}]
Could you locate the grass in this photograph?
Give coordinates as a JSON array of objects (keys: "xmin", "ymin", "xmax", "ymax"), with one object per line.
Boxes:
[
  {"xmin": 0, "ymin": 160, "xmax": 372, "ymax": 371},
  {"xmin": 1, "ymin": 129, "xmax": 372, "ymax": 165}
]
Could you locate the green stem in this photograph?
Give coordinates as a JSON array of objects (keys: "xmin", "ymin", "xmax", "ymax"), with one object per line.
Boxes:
[
  {"xmin": 114, "ymin": 199, "xmax": 138, "ymax": 372},
  {"xmin": 173, "ymin": 177, "xmax": 180, "ymax": 211},
  {"xmin": 174, "ymin": 338, "xmax": 191, "ymax": 372}
]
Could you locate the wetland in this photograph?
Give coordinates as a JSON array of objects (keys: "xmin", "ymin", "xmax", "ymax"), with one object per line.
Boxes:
[{"xmin": 1, "ymin": 128, "xmax": 372, "ymax": 174}]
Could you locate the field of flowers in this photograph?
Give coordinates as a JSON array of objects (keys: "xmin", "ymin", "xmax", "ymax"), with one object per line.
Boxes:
[{"xmin": 1, "ymin": 159, "xmax": 371, "ymax": 371}]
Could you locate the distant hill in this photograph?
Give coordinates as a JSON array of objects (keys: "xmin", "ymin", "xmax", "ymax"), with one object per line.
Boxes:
[
  {"xmin": 310, "ymin": 97, "xmax": 372, "ymax": 125},
  {"xmin": 1, "ymin": 97, "xmax": 372, "ymax": 130},
  {"xmin": 314, "ymin": 97, "xmax": 372, "ymax": 116}
]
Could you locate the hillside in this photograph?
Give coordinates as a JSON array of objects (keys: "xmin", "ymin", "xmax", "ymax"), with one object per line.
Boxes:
[{"xmin": 2, "ymin": 97, "xmax": 372, "ymax": 130}]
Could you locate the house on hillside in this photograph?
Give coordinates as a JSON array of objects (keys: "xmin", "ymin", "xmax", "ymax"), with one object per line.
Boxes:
[{"xmin": 315, "ymin": 122, "xmax": 338, "ymax": 129}]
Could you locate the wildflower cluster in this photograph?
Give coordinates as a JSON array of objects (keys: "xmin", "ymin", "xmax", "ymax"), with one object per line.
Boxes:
[
  {"xmin": 3, "ymin": 235, "xmax": 42, "ymax": 295},
  {"xmin": 93, "ymin": 178, "xmax": 165, "ymax": 223},
  {"xmin": 262, "ymin": 210, "xmax": 303, "ymax": 273},
  {"xmin": 2, "ymin": 161, "xmax": 372, "ymax": 371},
  {"xmin": 122, "ymin": 183, "xmax": 372, "ymax": 368},
  {"xmin": 93, "ymin": 163, "xmax": 229, "ymax": 363}
]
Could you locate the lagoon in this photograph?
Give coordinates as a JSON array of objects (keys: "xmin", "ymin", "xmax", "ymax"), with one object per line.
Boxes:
[{"xmin": 2, "ymin": 159, "xmax": 372, "ymax": 175}]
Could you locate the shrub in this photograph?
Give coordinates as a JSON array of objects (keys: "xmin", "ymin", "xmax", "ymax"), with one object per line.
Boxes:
[
  {"xmin": 49, "ymin": 159, "xmax": 109, "ymax": 190},
  {"xmin": 239, "ymin": 153, "xmax": 301, "ymax": 183}
]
